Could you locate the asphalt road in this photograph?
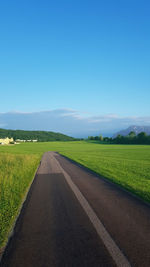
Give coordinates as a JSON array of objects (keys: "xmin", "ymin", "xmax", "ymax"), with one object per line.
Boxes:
[{"xmin": 1, "ymin": 152, "xmax": 150, "ymax": 267}]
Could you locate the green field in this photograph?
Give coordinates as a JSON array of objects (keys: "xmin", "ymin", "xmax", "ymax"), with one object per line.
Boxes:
[
  {"xmin": 0, "ymin": 141, "xmax": 150, "ymax": 249},
  {"xmin": 0, "ymin": 153, "xmax": 40, "ymax": 249}
]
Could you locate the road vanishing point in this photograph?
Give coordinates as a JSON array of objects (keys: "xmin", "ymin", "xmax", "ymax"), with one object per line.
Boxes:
[{"xmin": 1, "ymin": 152, "xmax": 150, "ymax": 267}]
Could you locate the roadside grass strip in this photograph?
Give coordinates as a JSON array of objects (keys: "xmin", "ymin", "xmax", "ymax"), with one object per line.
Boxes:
[{"xmin": 0, "ymin": 153, "xmax": 40, "ymax": 249}]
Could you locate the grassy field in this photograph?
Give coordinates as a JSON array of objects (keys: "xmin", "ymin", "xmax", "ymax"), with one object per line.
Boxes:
[
  {"xmin": 0, "ymin": 141, "xmax": 150, "ymax": 249},
  {"xmin": 0, "ymin": 153, "xmax": 40, "ymax": 249}
]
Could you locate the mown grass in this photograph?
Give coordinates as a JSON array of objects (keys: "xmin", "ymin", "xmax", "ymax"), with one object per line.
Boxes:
[
  {"xmin": 60, "ymin": 143, "xmax": 150, "ymax": 202},
  {"xmin": 0, "ymin": 153, "xmax": 40, "ymax": 249},
  {"xmin": 0, "ymin": 141, "xmax": 150, "ymax": 249}
]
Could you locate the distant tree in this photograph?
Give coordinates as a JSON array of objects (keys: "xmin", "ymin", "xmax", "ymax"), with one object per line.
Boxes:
[
  {"xmin": 88, "ymin": 136, "xmax": 94, "ymax": 140},
  {"xmin": 128, "ymin": 131, "xmax": 136, "ymax": 138},
  {"xmin": 103, "ymin": 137, "xmax": 110, "ymax": 142},
  {"xmin": 99, "ymin": 134, "xmax": 103, "ymax": 141},
  {"xmin": 116, "ymin": 134, "xmax": 122, "ymax": 140},
  {"xmin": 137, "ymin": 132, "xmax": 147, "ymax": 144},
  {"xmin": 127, "ymin": 131, "xmax": 136, "ymax": 144},
  {"xmin": 137, "ymin": 132, "xmax": 147, "ymax": 138},
  {"xmin": 115, "ymin": 134, "xmax": 123, "ymax": 144},
  {"xmin": 111, "ymin": 131, "xmax": 150, "ymax": 145}
]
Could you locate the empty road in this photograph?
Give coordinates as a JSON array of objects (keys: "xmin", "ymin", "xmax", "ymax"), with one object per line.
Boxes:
[{"xmin": 1, "ymin": 152, "xmax": 150, "ymax": 267}]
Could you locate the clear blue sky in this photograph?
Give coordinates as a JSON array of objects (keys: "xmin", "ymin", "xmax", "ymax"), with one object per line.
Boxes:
[{"xmin": 0, "ymin": 0, "xmax": 150, "ymax": 116}]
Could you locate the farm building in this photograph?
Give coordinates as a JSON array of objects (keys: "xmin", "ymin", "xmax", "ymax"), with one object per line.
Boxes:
[
  {"xmin": 16, "ymin": 139, "xmax": 38, "ymax": 142},
  {"xmin": 0, "ymin": 137, "xmax": 14, "ymax": 145}
]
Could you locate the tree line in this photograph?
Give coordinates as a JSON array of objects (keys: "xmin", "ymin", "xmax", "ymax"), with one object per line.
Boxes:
[
  {"xmin": 0, "ymin": 129, "xmax": 76, "ymax": 142},
  {"xmin": 88, "ymin": 131, "xmax": 150, "ymax": 145}
]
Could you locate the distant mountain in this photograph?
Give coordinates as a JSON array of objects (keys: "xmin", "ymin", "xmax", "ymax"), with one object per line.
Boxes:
[
  {"xmin": 1, "ymin": 110, "xmax": 150, "ymax": 138},
  {"xmin": 0, "ymin": 128, "xmax": 75, "ymax": 142},
  {"xmin": 113, "ymin": 126, "xmax": 150, "ymax": 138}
]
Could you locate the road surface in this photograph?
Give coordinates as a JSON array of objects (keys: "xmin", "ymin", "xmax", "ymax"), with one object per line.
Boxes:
[{"xmin": 1, "ymin": 152, "xmax": 150, "ymax": 267}]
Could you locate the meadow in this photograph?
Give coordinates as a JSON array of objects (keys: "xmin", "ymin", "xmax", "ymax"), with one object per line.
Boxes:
[
  {"xmin": 0, "ymin": 153, "xmax": 41, "ymax": 249},
  {"xmin": 0, "ymin": 141, "xmax": 150, "ymax": 249}
]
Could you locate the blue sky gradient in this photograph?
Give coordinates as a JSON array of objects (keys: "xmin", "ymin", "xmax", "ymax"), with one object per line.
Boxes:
[{"xmin": 0, "ymin": 0, "xmax": 150, "ymax": 135}]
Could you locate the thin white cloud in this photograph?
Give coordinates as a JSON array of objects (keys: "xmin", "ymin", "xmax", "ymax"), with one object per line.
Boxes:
[{"xmin": 0, "ymin": 109, "xmax": 150, "ymax": 137}]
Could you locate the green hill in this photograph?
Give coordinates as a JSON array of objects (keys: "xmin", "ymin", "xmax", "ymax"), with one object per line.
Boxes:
[{"xmin": 0, "ymin": 129, "xmax": 75, "ymax": 142}]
